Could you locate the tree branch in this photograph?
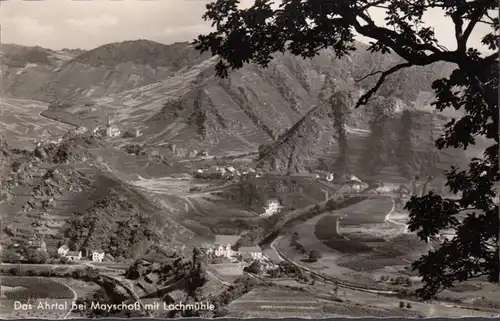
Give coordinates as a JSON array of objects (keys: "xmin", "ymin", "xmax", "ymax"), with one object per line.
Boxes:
[
  {"xmin": 355, "ymin": 62, "xmax": 412, "ymax": 108},
  {"xmin": 353, "ymin": 69, "xmax": 383, "ymax": 82},
  {"xmin": 460, "ymin": 4, "xmax": 491, "ymax": 51}
]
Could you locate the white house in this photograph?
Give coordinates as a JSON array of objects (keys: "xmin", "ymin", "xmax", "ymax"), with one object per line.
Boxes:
[
  {"xmin": 91, "ymin": 250, "xmax": 106, "ymax": 263},
  {"xmin": 57, "ymin": 245, "xmax": 69, "ymax": 256},
  {"xmin": 205, "ymin": 235, "xmax": 240, "ymax": 258},
  {"xmin": 238, "ymin": 247, "xmax": 263, "ymax": 260},
  {"xmin": 65, "ymin": 251, "xmax": 82, "ymax": 261},
  {"xmin": 261, "ymin": 199, "xmax": 282, "ymax": 217}
]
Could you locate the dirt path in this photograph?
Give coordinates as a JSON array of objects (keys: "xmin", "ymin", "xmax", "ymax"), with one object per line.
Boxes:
[
  {"xmin": 383, "ymin": 196, "xmax": 407, "ymax": 232},
  {"xmin": 61, "ymin": 283, "xmax": 78, "ymax": 319}
]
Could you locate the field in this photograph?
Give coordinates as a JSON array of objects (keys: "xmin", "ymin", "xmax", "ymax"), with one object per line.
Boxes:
[
  {"xmin": 275, "ymin": 196, "xmax": 420, "ymax": 285},
  {"xmin": 310, "ymin": 197, "xmax": 423, "ymax": 270},
  {"xmin": 220, "ymin": 175, "xmax": 340, "ymax": 213},
  {"xmin": 0, "ymin": 264, "xmax": 84, "ymax": 276},
  {"xmin": 0, "ymin": 98, "xmax": 72, "ymax": 150},
  {"xmin": 0, "ymin": 276, "xmax": 75, "ymax": 319},
  {"xmin": 209, "ymin": 263, "xmax": 244, "ymax": 282},
  {"xmin": 228, "ymin": 288, "xmax": 327, "ymax": 318}
]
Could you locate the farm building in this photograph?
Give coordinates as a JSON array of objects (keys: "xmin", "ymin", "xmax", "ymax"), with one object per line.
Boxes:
[
  {"xmin": 65, "ymin": 251, "xmax": 82, "ymax": 261},
  {"xmin": 260, "ymin": 199, "xmax": 282, "ymax": 217},
  {"xmin": 57, "ymin": 245, "xmax": 69, "ymax": 256},
  {"xmin": 91, "ymin": 250, "xmax": 106, "ymax": 262},
  {"xmin": 238, "ymin": 247, "xmax": 263, "ymax": 260}
]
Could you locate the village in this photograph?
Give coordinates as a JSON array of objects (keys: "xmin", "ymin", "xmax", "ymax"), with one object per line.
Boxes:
[
  {"xmin": 202, "ymin": 235, "xmax": 277, "ymax": 272},
  {"xmin": 1, "ymin": 237, "xmax": 116, "ymax": 265}
]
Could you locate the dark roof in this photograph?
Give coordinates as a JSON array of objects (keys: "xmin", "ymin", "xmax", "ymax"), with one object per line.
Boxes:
[
  {"xmin": 214, "ymin": 235, "xmax": 239, "ymax": 246},
  {"xmin": 238, "ymin": 246, "xmax": 261, "ymax": 253},
  {"xmin": 66, "ymin": 251, "xmax": 81, "ymax": 256}
]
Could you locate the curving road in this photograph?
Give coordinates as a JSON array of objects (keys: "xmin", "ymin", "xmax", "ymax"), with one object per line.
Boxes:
[{"xmin": 62, "ymin": 283, "xmax": 78, "ymax": 319}]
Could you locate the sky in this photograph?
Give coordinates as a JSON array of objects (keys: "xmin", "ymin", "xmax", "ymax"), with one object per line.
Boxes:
[{"xmin": 0, "ymin": 0, "xmax": 494, "ymax": 51}]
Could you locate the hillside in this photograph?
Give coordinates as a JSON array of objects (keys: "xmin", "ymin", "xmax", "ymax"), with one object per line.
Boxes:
[
  {"xmin": 35, "ymin": 40, "xmax": 213, "ymax": 103},
  {"xmin": 0, "ymin": 130, "xmax": 194, "ymax": 259},
  {"xmin": 255, "ymin": 92, "xmax": 477, "ymax": 181},
  {"xmin": 0, "ymin": 44, "xmax": 84, "ymax": 99},
  {"xmin": 4, "ymin": 40, "xmax": 476, "ymax": 182},
  {"xmin": 35, "ymin": 42, "xmax": 455, "ymax": 158}
]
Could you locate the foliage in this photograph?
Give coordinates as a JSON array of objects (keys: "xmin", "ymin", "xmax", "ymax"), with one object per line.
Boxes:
[
  {"xmin": 65, "ymin": 200, "xmax": 158, "ymax": 259},
  {"xmin": 195, "ymin": 0, "xmax": 499, "ymax": 299},
  {"xmin": 308, "ymin": 249, "xmax": 322, "ymax": 262},
  {"xmin": 209, "ymin": 276, "xmax": 258, "ymax": 313},
  {"xmin": 243, "ymin": 260, "xmax": 262, "ymax": 274},
  {"xmin": 1, "ymin": 247, "xmax": 21, "ymax": 263},
  {"xmin": 24, "ymin": 248, "xmax": 49, "ymax": 264}
]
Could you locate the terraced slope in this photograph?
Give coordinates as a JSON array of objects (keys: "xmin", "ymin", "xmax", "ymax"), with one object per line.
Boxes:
[{"xmin": 0, "ymin": 132, "xmax": 194, "ymax": 259}]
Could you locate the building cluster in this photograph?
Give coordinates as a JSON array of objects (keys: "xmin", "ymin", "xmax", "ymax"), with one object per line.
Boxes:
[
  {"xmin": 195, "ymin": 165, "xmax": 264, "ymax": 179},
  {"xmin": 57, "ymin": 245, "xmax": 113, "ymax": 263},
  {"xmin": 92, "ymin": 116, "xmax": 123, "ymax": 138},
  {"xmin": 202, "ymin": 235, "xmax": 266, "ymax": 262},
  {"xmin": 259, "ymin": 199, "xmax": 283, "ymax": 217}
]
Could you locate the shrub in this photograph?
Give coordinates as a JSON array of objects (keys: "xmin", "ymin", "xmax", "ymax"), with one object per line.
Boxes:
[
  {"xmin": 406, "ymin": 302, "xmax": 412, "ymax": 309},
  {"xmin": 243, "ymin": 260, "xmax": 261, "ymax": 274},
  {"xmin": 9, "ymin": 267, "xmax": 22, "ymax": 276},
  {"xmin": 308, "ymin": 249, "xmax": 322, "ymax": 262},
  {"xmin": 25, "ymin": 270, "xmax": 36, "ymax": 276},
  {"xmin": 399, "ymin": 301, "xmax": 405, "ymax": 308}
]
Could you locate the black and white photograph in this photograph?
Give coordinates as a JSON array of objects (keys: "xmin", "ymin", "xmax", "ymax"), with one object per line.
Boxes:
[{"xmin": 0, "ymin": 0, "xmax": 498, "ymax": 319}]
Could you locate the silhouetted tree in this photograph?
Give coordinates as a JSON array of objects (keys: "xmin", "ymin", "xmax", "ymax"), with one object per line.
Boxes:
[{"xmin": 195, "ymin": 0, "xmax": 499, "ymax": 300}]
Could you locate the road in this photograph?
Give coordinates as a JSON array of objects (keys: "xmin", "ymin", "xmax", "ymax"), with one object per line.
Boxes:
[
  {"xmin": 62, "ymin": 283, "xmax": 78, "ymax": 319},
  {"xmin": 84, "ymin": 262, "xmax": 152, "ymax": 317}
]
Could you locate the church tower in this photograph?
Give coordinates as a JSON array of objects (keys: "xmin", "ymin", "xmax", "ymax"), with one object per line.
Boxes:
[{"xmin": 106, "ymin": 116, "xmax": 112, "ymax": 137}]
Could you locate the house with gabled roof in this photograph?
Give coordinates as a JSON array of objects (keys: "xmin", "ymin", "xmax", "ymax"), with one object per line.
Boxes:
[
  {"xmin": 57, "ymin": 245, "xmax": 69, "ymax": 256},
  {"xmin": 65, "ymin": 251, "xmax": 82, "ymax": 261},
  {"xmin": 238, "ymin": 246, "xmax": 263, "ymax": 260}
]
